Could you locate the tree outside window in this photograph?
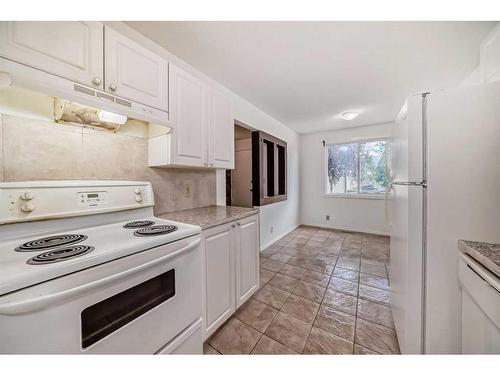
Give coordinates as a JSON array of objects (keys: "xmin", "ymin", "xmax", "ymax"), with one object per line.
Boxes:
[{"xmin": 326, "ymin": 138, "xmax": 390, "ymax": 195}]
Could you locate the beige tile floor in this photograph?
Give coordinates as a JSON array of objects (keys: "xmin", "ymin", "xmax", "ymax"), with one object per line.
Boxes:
[{"xmin": 204, "ymin": 225, "xmax": 400, "ymax": 355}]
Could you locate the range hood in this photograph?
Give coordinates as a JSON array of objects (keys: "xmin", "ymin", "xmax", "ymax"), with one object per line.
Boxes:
[
  {"xmin": 0, "ymin": 58, "xmax": 170, "ymax": 127},
  {"xmin": 54, "ymin": 98, "xmax": 128, "ymax": 132}
]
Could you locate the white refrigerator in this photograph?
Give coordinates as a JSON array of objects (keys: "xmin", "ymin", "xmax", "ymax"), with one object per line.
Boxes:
[{"xmin": 389, "ymin": 81, "xmax": 500, "ymax": 354}]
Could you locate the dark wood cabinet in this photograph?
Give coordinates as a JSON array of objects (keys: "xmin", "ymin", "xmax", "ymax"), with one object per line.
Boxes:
[{"xmin": 252, "ymin": 131, "xmax": 287, "ymax": 206}]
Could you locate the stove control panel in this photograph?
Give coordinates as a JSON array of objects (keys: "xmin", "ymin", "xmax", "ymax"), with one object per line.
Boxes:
[
  {"xmin": 78, "ymin": 191, "xmax": 107, "ymax": 207},
  {"xmin": 0, "ymin": 181, "xmax": 154, "ymax": 224}
]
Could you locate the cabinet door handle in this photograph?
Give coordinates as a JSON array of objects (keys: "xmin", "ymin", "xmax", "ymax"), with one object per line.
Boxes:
[
  {"xmin": 92, "ymin": 77, "xmax": 101, "ymax": 86},
  {"xmin": 109, "ymin": 84, "xmax": 117, "ymax": 92},
  {"xmin": 237, "ymin": 222, "xmax": 241, "ymax": 226},
  {"xmin": 232, "ymin": 224, "xmax": 236, "ymax": 228}
]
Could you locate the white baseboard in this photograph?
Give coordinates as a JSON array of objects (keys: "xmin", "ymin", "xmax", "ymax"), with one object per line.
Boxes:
[
  {"xmin": 300, "ymin": 222, "xmax": 389, "ymax": 236},
  {"xmin": 260, "ymin": 222, "xmax": 388, "ymax": 252},
  {"xmin": 260, "ymin": 223, "xmax": 300, "ymax": 251}
]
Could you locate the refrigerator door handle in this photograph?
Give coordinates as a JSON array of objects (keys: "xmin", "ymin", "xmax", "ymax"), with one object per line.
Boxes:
[
  {"xmin": 384, "ymin": 183, "xmax": 392, "ymax": 227},
  {"xmin": 392, "ymin": 180, "xmax": 427, "ymax": 188}
]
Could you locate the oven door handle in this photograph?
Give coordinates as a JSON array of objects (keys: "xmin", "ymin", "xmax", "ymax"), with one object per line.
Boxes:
[{"xmin": 0, "ymin": 238, "xmax": 201, "ymax": 315}]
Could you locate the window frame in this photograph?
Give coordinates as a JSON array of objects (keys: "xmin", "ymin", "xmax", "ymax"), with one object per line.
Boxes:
[
  {"xmin": 252, "ymin": 130, "xmax": 288, "ymax": 206},
  {"xmin": 323, "ymin": 137, "xmax": 390, "ymax": 200}
]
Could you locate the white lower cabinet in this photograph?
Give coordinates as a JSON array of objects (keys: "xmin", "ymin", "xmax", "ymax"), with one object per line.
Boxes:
[
  {"xmin": 202, "ymin": 214, "xmax": 260, "ymax": 339},
  {"xmin": 203, "ymin": 222, "xmax": 235, "ymax": 338},
  {"xmin": 235, "ymin": 215, "xmax": 260, "ymax": 308}
]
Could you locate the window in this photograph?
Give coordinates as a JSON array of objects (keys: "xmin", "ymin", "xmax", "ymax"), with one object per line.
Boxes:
[{"xmin": 325, "ymin": 138, "xmax": 390, "ymax": 196}]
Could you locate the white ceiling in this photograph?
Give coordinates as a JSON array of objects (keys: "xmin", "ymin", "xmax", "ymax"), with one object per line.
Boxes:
[{"xmin": 128, "ymin": 21, "xmax": 495, "ymax": 134}]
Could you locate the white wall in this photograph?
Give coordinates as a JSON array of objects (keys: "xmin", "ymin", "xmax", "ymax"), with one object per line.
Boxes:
[
  {"xmin": 107, "ymin": 22, "xmax": 300, "ymax": 248},
  {"xmin": 300, "ymin": 122, "xmax": 393, "ymax": 235}
]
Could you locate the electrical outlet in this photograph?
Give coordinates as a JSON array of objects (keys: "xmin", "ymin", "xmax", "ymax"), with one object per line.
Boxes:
[
  {"xmin": 183, "ymin": 183, "xmax": 192, "ymax": 197},
  {"xmin": 326, "ymin": 215, "xmax": 330, "ymax": 221}
]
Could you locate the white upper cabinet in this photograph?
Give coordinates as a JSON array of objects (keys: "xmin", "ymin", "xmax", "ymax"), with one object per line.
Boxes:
[
  {"xmin": 104, "ymin": 26, "xmax": 169, "ymax": 111},
  {"xmin": 0, "ymin": 22, "xmax": 234, "ymax": 169},
  {"xmin": 148, "ymin": 64, "xmax": 235, "ymax": 169},
  {"xmin": 207, "ymin": 89, "xmax": 235, "ymax": 169},
  {"xmin": 167, "ymin": 64, "xmax": 207, "ymax": 167},
  {"xmin": 0, "ymin": 22, "xmax": 104, "ymax": 89}
]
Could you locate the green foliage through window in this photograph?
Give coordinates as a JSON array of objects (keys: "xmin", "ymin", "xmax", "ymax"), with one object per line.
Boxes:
[{"xmin": 326, "ymin": 139, "xmax": 390, "ymax": 195}]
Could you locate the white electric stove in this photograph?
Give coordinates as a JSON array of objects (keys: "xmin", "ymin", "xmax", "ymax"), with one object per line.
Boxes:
[{"xmin": 0, "ymin": 180, "xmax": 203, "ymax": 354}]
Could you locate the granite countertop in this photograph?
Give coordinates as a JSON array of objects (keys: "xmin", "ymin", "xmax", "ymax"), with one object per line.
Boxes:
[
  {"xmin": 459, "ymin": 240, "xmax": 500, "ymax": 278},
  {"xmin": 158, "ymin": 205, "xmax": 259, "ymax": 230}
]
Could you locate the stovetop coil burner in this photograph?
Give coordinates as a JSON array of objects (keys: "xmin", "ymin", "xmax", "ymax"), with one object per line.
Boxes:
[
  {"xmin": 15, "ymin": 234, "xmax": 88, "ymax": 252},
  {"xmin": 123, "ymin": 220, "xmax": 155, "ymax": 229},
  {"xmin": 133, "ymin": 225, "xmax": 178, "ymax": 237},
  {"xmin": 27, "ymin": 245, "xmax": 95, "ymax": 265}
]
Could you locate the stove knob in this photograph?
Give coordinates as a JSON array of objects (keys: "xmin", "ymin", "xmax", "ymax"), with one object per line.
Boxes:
[
  {"xmin": 21, "ymin": 202, "xmax": 35, "ymax": 213},
  {"xmin": 134, "ymin": 188, "xmax": 142, "ymax": 195},
  {"xmin": 135, "ymin": 195, "xmax": 143, "ymax": 203},
  {"xmin": 20, "ymin": 191, "xmax": 34, "ymax": 200}
]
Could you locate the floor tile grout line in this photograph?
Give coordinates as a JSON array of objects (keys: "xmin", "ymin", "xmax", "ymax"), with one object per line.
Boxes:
[
  {"xmin": 263, "ymin": 325, "xmax": 305, "ymax": 353},
  {"xmin": 232, "ymin": 316, "xmax": 264, "ymax": 354},
  {"xmin": 341, "ymin": 234, "xmax": 359, "ymax": 354},
  {"xmin": 257, "ymin": 302, "xmax": 311, "ymax": 354},
  {"xmin": 252, "ymin": 226, "xmax": 392, "ymax": 354},
  {"xmin": 251, "ymin": 334, "xmax": 299, "ymax": 355},
  {"xmin": 354, "ymin": 342, "xmax": 383, "ymax": 355},
  {"xmin": 264, "ymin": 229, "xmax": 345, "ymax": 353},
  {"xmin": 352, "ymin": 241, "xmax": 363, "ymax": 354},
  {"xmin": 302, "ymin": 233, "xmax": 345, "ymax": 353},
  {"xmin": 205, "ymin": 343, "xmax": 222, "ymax": 355}
]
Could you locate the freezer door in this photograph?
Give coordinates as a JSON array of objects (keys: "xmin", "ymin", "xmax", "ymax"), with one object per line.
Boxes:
[{"xmin": 391, "ymin": 95, "xmax": 424, "ymax": 185}]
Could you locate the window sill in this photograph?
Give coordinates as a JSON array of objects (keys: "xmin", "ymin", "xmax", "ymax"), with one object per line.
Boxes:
[{"xmin": 323, "ymin": 193, "xmax": 388, "ymax": 200}]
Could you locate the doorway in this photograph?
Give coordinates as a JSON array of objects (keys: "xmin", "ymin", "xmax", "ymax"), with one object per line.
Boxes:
[{"xmin": 227, "ymin": 123, "xmax": 253, "ymax": 207}]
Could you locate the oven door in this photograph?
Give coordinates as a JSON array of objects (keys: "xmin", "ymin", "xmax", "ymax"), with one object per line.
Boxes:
[{"xmin": 0, "ymin": 235, "xmax": 202, "ymax": 354}]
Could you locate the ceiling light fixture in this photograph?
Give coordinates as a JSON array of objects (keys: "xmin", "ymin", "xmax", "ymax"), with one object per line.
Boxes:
[{"xmin": 340, "ymin": 111, "xmax": 360, "ymax": 121}]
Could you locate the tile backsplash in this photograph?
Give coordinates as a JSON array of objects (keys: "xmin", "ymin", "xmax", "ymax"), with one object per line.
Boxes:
[{"xmin": 0, "ymin": 114, "xmax": 216, "ymax": 214}]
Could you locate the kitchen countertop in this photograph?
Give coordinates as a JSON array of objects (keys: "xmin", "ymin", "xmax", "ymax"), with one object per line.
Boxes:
[
  {"xmin": 158, "ymin": 205, "xmax": 259, "ymax": 230},
  {"xmin": 459, "ymin": 240, "xmax": 500, "ymax": 278}
]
